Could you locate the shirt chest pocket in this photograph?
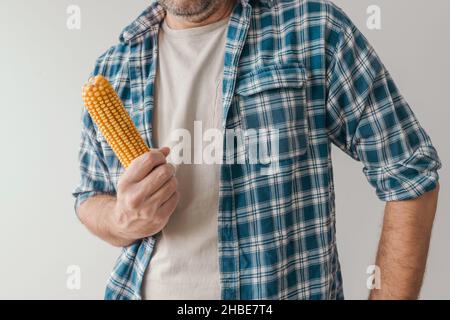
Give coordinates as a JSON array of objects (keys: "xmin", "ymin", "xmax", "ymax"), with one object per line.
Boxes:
[{"xmin": 234, "ymin": 63, "xmax": 309, "ymax": 164}]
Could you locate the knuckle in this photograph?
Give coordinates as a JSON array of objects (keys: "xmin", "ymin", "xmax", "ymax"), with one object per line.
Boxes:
[
  {"xmin": 143, "ymin": 152, "xmax": 160, "ymax": 168},
  {"xmin": 151, "ymin": 151, "xmax": 166, "ymax": 164},
  {"xmin": 144, "ymin": 153, "xmax": 157, "ymax": 166},
  {"xmin": 163, "ymin": 164, "xmax": 173, "ymax": 176},
  {"xmin": 158, "ymin": 165, "xmax": 172, "ymax": 181}
]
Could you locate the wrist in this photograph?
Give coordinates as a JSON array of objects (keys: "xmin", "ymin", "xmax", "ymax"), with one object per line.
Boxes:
[{"xmin": 105, "ymin": 199, "xmax": 135, "ymax": 247}]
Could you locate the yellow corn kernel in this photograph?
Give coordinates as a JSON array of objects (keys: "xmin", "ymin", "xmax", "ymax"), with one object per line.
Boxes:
[{"xmin": 82, "ymin": 75, "xmax": 149, "ymax": 168}]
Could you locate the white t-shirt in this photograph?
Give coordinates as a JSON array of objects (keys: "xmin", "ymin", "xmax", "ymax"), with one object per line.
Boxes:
[{"xmin": 142, "ymin": 17, "xmax": 229, "ymax": 300}]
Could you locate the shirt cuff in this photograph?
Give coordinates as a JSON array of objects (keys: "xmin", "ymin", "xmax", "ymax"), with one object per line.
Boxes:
[
  {"xmin": 73, "ymin": 190, "xmax": 115, "ymax": 215},
  {"xmin": 363, "ymin": 146, "xmax": 441, "ymax": 202}
]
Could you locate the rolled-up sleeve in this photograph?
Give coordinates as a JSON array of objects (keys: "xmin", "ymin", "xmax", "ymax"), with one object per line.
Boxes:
[
  {"xmin": 325, "ymin": 14, "xmax": 441, "ymax": 202},
  {"xmin": 72, "ymin": 106, "xmax": 115, "ymax": 213}
]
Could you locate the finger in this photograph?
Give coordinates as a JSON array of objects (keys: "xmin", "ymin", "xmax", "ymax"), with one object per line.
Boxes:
[
  {"xmin": 157, "ymin": 191, "xmax": 180, "ymax": 220},
  {"xmin": 135, "ymin": 163, "xmax": 176, "ymax": 199},
  {"xmin": 159, "ymin": 147, "xmax": 170, "ymax": 157},
  {"xmin": 123, "ymin": 150, "xmax": 167, "ymax": 183},
  {"xmin": 146, "ymin": 176, "xmax": 178, "ymax": 207}
]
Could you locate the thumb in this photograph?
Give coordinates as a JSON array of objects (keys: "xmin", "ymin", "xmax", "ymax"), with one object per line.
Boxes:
[{"xmin": 159, "ymin": 147, "xmax": 170, "ymax": 157}]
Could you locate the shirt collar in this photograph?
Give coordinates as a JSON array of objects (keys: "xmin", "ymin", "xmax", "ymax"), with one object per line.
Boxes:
[{"xmin": 119, "ymin": 0, "xmax": 256, "ymax": 43}]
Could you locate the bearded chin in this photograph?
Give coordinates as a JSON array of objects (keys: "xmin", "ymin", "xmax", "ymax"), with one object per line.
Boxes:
[{"xmin": 158, "ymin": 0, "xmax": 220, "ymax": 18}]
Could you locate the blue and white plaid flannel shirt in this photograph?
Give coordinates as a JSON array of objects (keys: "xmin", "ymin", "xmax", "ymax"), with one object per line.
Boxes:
[{"xmin": 73, "ymin": 0, "xmax": 441, "ymax": 300}]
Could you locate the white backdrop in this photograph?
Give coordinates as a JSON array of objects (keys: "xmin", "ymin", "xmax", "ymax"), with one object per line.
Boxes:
[{"xmin": 0, "ymin": 0, "xmax": 448, "ymax": 299}]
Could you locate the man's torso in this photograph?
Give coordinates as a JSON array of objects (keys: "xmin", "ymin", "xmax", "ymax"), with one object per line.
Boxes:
[{"xmin": 142, "ymin": 18, "xmax": 229, "ymax": 300}]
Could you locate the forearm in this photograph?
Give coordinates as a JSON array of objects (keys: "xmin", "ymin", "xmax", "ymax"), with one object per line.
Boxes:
[
  {"xmin": 77, "ymin": 195, "xmax": 134, "ymax": 247},
  {"xmin": 370, "ymin": 184, "xmax": 440, "ymax": 300}
]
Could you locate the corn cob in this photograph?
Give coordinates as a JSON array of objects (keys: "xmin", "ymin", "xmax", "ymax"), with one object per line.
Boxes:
[{"xmin": 82, "ymin": 75, "xmax": 149, "ymax": 168}]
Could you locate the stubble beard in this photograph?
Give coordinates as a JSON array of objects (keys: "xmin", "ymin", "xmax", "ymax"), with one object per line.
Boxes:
[{"xmin": 158, "ymin": 0, "xmax": 228, "ymax": 22}]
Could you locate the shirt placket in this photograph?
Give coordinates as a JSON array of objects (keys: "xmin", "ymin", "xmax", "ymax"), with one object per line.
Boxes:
[
  {"xmin": 126, "ymin": 25, "xmax": 161, "ymax": 300},
  {"xmin": 218, "ymin": 1, "xmax": 252, "ymax": 300}
]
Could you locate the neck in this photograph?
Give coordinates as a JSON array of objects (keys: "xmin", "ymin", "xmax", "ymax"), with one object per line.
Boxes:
[{"xmin": 164, "ymin": 0, "xmax": 236, "ymax": 30}]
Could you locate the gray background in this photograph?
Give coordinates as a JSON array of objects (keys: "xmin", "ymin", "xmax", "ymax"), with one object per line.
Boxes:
[{"xmin": 0, "ymin": 0, "xmax": 448, "ymax": 299}]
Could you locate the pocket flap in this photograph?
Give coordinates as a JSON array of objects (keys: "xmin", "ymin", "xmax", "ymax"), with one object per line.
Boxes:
[{"xmin": 235, "ymin": 63, "xmax": 307, "ymax": 96}]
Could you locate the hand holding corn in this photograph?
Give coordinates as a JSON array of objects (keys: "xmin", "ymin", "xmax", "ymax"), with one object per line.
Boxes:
[{"xmin": 78, "ymin": 76, "xmax": 180, "ymax": 244}]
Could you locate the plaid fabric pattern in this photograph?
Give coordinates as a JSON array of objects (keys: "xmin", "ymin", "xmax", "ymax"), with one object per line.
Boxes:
[{"xmin": 73, "ymin": 0, "xmax": 441, "ymax": 300}]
